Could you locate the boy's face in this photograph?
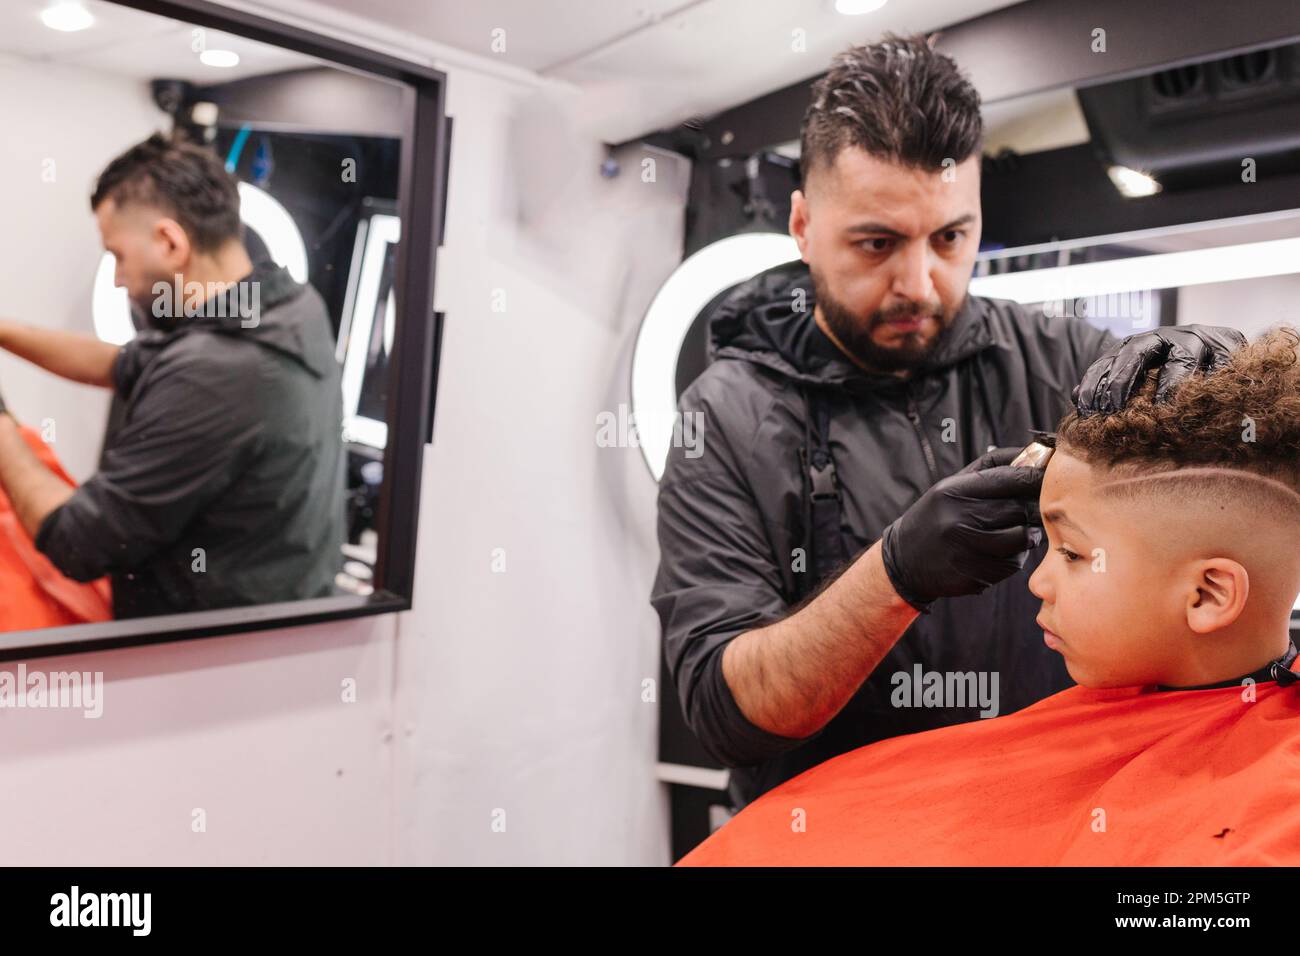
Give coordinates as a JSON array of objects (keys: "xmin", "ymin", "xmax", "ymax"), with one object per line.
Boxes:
[{"xmin": 1027, "ymin": 448, "xmax": 1189, "ymax": 687}]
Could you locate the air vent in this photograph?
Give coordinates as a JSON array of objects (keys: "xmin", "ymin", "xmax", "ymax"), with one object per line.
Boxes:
[
  {"xmin": 1150, "ymin": 63, "xmax": 1204, "ymax": 101},
  {"xmin": 1076, "ymin": 38, "xmax": 1300, "ymax": 185},
  {"xmin": 1219, "ymin": 48, "xmax": 1277, "ymax": 88}
]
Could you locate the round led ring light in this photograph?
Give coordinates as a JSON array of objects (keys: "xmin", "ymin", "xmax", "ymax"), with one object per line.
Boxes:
[{"xmin": 630, "ymin": 232, "xmax": 799, "ymax": 481}]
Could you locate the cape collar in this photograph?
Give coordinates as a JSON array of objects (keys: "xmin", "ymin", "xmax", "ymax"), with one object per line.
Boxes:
[{"xmin": 1155, "ymin": 639, "xmax": 1300, "ymax": 691}]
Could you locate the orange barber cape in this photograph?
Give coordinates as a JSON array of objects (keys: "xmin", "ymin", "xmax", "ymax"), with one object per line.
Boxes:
[
  {"xmin": 678, "ymin": 663, "xmax": 1300, "ymax": 866},
  {"xmin": 0, "ymin": 424, "xmax": 112, "ymax": 631}
]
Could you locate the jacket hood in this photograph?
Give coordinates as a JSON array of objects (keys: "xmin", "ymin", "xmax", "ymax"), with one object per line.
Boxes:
[
  {"xmin": 707, "ymin": 258, "xmax": 994, "ymax": 394},
  {"xmin": 143, "ymin": 261, "xmax": 334, "ymax": 379}
]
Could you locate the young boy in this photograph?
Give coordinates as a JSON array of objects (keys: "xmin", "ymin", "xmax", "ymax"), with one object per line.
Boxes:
[{"xmin": 678, "ymin": 327, "xmax": 1300, "ymax": 866}]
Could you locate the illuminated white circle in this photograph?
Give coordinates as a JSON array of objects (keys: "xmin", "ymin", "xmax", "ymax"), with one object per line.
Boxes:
[
  {"xmin": 234, "ymin": 181, "xmax": 309, "ymax": 283},
  {"xmin": 631, "ymin": 232, "xmax": 799, "ymax": 481},
  {"xmin": 93, "ymin": 181, "xmax": 309, "ymax": 344}
]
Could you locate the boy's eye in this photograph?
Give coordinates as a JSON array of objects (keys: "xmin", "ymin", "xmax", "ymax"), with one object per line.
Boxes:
[{"xmin": 1055, "ymin": 546, "xmax": 1081, "ymax": 562}]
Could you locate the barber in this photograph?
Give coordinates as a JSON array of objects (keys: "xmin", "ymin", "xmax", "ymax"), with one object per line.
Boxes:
[
  {"xmin": 0, "ymin": 132, "xmax": 346, "ymax": 619},
  {"xmin": 650, "ymin": 35, "xmax": 1245, "ymax": 811}
]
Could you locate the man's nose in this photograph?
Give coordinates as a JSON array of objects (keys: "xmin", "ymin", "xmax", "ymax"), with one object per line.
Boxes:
[{"xmin": 890, "ymin": 241, "xmax": 935, "ymax": 304}]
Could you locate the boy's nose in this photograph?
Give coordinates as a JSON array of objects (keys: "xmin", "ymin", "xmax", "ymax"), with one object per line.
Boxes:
[{"xmin": 1027, "ymin": 560, "xmax": 1049, "ymax": 601}]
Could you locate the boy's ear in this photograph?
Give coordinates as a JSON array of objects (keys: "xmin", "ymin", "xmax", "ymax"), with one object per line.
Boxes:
[{"xmin": 1185, "ymin": 559, "xmax": 1249, "ymax": 634}]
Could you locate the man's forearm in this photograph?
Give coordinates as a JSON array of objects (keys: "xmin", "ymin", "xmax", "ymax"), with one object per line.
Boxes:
[
  {"xmin": 0, "ymin": 414, "xmax": 74, "ymax": 537},
  {"xmin": 0, "ymin": 319, "xmax": 120, "ymax": 388},
  {"xmin": 721, "ymin": 539, "xmax": 919, "ymax": 739}
]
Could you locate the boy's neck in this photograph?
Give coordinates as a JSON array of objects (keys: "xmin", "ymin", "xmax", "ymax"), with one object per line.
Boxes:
[{"xmin": 1157, "ymin": 625, "xmax": 1295, "ymax": 690}]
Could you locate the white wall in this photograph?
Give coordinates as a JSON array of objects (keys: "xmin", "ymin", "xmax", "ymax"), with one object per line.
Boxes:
[
  {"xmin": 395, "ymin": 69, "xmax": 684, "ymax": 865},
  {"xmin": 1177, "ymin": 273, "xmax": 1300, "ymax": 342},
  {"xmin": 0, "ymin": 16, "xmax": 681, "ymax": 865},
  {"xmin": 0, "ymin": 55, "xmax": 165, "ymax": 481}
]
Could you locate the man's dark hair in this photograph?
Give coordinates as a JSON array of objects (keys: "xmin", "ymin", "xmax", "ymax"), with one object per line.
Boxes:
[
  {"xmin": 799, "ymin": 33, "xmax": 983, "ymax": 189},
  {"xmin": 91, "ymin": 132, "xmax": 242, "ymax": 252}
]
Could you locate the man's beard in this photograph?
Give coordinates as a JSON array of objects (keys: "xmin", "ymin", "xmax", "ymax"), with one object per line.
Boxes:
[
  {"xmin": 810, "ymin": 268, "xmax": 963, "ymax": 374},
  {"xmin": 129, "ymin": 286, "xmax": 180, "ymax": 334}
]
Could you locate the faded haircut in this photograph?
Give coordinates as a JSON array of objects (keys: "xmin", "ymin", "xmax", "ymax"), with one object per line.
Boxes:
[
  {"xmin": 91, "ymin": 132, "xmax": 242, "ymax": 253},
  {"xmin": 1055, "ymin": 326, "xmax": 1300, "ymax": 524}
]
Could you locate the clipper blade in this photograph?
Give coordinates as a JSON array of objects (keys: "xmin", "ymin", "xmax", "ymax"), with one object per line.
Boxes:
[{"xmin": 1008, "ymin": 437, "xmax": 1050, "ymax": 470}]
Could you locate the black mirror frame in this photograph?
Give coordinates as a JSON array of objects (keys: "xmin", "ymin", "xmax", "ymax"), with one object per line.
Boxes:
[{"xmin": 0, "ymin": 0, "xmax": 448, "ymax": 662}]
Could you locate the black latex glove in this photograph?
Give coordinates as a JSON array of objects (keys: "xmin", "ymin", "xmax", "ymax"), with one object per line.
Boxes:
[
  {"xmin": 880, "ymin": 447, "xmax": 1045, "ymax": 614},
  {"xmin": 1072, "ymin": 324, "xmax": 1247, "ymax": 416}
]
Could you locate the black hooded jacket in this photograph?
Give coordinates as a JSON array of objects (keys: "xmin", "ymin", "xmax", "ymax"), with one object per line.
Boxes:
[
  {"xmin": 650, "ymin": 258, "xmax": 1118, "ymax": 809},
  {"xmin": 37, "ymin": 262, "xmax": 346, "ymax": 619}
]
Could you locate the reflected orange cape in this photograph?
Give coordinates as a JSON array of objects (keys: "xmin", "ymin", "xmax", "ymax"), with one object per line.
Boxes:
[
  {"xmin": 0, "ymin": 424, "xmax": 112, "ymax": 631},
  {"xmin": 678, "ymin": 662, "xmax": 1300, "ymax": 866}
]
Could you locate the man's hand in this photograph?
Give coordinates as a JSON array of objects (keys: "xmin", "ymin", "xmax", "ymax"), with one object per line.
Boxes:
[
  {"xmin": 879, "ymin": 447, "xmax": 1044, "ymax": 613},
  {"xmin": 1071, "ymin": 324, "xmax": 1247, "ymax": 415}
]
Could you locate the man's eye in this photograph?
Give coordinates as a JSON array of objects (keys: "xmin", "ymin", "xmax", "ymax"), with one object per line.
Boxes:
[
  {"xmin": 935, "ymin": 230, "xmax": 963, "ymax": 246},
  {"xmin": 1056, "ymin": 546, "xmax": 1081, "ymax": 562},
  {"xmin": 859, "ymin": 238, "xmax": 894, "ymax": 253}
]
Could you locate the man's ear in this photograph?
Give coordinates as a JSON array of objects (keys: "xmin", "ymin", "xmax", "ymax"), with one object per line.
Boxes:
[
  {"xmin": 789, "ymin": 189, "xmax": 810, "ymax": 263},
  {"xmin": 155, "ymin": 217, "xmax": 192, "ymax": 271},
  {"xmin": 1185, "ymin": 558, "xmax": 1249, "ymax": 634}
]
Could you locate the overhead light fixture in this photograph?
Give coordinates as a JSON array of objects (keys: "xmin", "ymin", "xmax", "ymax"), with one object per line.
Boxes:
[
  {"xmin": 835, "ymin": 0, "xmax": 889, "ymax": 13},
  {"xmin": 199, "ymin": 49, "xmax": 240, "ymax": 68},
  {"xmin": 93, "ymin": 182, "xmax": 308, "ymax": 344},
  {"xmin": 1107, "ymin": 164, "xmax": 1162, "ymax": 198},
  {"xmin": 969, "ymin": 235, "xmax": 1300, "ymax": 303},
  {"xmin": 40, "ymin": 1, "xmax": 94, "ymax": 32},
  {"xmin": 631, "ymin": 232, "xmax": 799, "ymax": 480}
]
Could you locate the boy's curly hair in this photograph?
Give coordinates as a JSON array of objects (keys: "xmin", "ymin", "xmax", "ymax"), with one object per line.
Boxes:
[{"xmin": 1056, "ymin": 326, "xmax": 1300, "ymax": 516}]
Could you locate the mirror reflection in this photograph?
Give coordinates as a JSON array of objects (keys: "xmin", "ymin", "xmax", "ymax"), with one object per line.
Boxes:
[{"xmin": 0, "ymin": 0, "xmax": 405, "ymax": 630}]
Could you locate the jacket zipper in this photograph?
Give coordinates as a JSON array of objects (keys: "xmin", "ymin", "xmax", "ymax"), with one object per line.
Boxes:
[{"xmin": 904, "ymin": 385, "xmax": 940, "ymax": 484}]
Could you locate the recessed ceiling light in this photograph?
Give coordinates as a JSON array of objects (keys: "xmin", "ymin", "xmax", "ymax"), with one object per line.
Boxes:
[
  {"xmin": 835, "ymin": 0, "xmax": 888, "ymax": 14},
  {"xmin": 40, "ymin": 1, "xmax": 94, "ymax": 32},
  {"xmin": 199, "ymin": 49, "xmax": 240, "ymax": 68}
]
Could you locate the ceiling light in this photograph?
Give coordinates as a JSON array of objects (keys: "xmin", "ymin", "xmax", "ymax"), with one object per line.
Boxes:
[
  {"xmin": 40, "ymin": 2, "xmax": 94, "ymax": 32},
  {"xmin": 835, "ymin": 0, "xmax": 889, "ymax": 14},
  {"xmin": 1107, "ymin": 164, "xmax": 1162, "ymax": 198},
  {"xmin": 199, "ymin": 49, "xmax": 241, "ymax": 68}
]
